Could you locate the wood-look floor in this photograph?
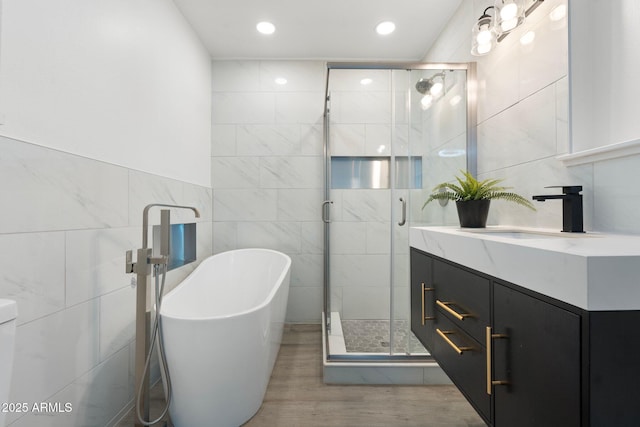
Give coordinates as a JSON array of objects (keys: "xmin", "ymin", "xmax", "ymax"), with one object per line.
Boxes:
[{"xmin": 116, "ymin": 324, "xmax": 486, "ymax": 427}]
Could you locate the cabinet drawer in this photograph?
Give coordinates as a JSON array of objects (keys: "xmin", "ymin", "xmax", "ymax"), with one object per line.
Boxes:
[
  {"xmin": 433, "ymin": 259, "xmax": 490, "ymax": 344},
  {"xmin": 432, "ymin": 314, "xmax": 490, "ymax": 422}
]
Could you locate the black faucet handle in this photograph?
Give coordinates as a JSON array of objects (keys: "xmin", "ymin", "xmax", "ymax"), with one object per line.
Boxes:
[{"xmin": 544, "ymin": 185, "xmax": 582, "ymax": 194}]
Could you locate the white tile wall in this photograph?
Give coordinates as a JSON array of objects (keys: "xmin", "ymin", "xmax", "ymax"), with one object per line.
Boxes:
[
  {"xmin": 65, "ymin": 228, "xmax": 139, "ymax": 307},
  {"xmin": 593, "ymin": 154, "xmax": 640, "ymax": 233},
  {"xmin": 0, "ymin": 232, "xmax": 65, "ymax": 325},
  {"xmin": 1, "ymin": 136, "xmax": 213, "ymax": 426},
  {"xmin": 0, "ymin": 137, "xmax": 129, "ymax": 234},
  {"xmin": 211, "ymin": 60, "xmax": 326, "ymax": 323}
]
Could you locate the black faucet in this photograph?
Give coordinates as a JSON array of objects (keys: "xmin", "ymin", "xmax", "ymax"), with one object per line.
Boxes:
[{"xmin": 532, "ymin": 186, "xmax": 584, "ymax": 233}]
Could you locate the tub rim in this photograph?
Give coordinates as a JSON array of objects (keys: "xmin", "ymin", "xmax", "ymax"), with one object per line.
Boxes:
[{"xmin": 160, "ymin": 248, "xmax": 291, "ymax": 322}]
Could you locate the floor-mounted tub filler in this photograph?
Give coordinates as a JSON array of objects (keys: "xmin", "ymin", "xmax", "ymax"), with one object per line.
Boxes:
[
  {"xmin": 127, "ymin": 203, "xmax": 202, "ymax": 427},
  {"xmin": 160, "ymin": 248, "xmax": 291, "ymax": 427}
]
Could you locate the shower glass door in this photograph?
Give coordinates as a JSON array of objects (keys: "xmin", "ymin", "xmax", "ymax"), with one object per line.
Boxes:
[{"xmin": 324, "ymin": 64, "xmax": 471, "ymax": 360}]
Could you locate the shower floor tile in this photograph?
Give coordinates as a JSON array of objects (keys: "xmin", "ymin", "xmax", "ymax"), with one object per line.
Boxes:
[{"xmin": 341, "ymin": 319, "xmax": 428, "ymax": 354}]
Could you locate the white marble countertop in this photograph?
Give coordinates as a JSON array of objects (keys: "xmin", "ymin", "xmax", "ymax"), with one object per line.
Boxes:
[{"xmin": 410, "ymin": 226, "xmax": 640, "ymax": 311}]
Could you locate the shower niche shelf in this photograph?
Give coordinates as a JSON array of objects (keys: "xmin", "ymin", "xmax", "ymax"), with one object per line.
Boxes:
[
  {"xmin": 152, "ymin": 222, "xmax": 197, "ymax": 271},
  {"xmin": 331, "ymin": 156, "xmax": 422, "ymax": 189}
]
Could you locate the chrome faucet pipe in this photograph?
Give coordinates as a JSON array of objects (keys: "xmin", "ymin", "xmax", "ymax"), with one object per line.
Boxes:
[{"xmin": 141, "ymin": 203, "xmax": 200, "ymax": 249}]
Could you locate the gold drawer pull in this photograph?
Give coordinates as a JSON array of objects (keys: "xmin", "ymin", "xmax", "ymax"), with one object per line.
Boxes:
[
  {"xmin": 486, "ymin": 326, "xmax": 509, "ymax": 395},
  {"xmin": 436, "ymin": 300, "xmax": 471, "ymax": 321},
  {"xmin": 421, "ymin": 283, "xmax": 435, "ymax": 325},
  {"xmin": 436, "ymin": 328, "xmax": 473, "ymax": 355}
]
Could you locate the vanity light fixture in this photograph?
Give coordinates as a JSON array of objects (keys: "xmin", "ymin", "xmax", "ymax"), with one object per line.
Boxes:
[
  {"xmin": 274, "ymin": 77, "xmax": 287, "ymax": 85},
  {"xmin": 360, "ymin": 78, "xmax": 373, "ymax": 86},
  {"xmin": 256, "ymin": 21, "xmax": 276, "ymax": 35},
  {"xmin": 471, "ymin": 0, "xmax": 544, "ymax": 56}
]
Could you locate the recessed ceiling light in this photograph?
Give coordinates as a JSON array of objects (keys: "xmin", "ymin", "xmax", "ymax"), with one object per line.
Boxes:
[
  {"xmin": 275, "ymin": 77, "xmax": 287, "ymax": 85},
  {"xmin": 360, "ymin": 78, "xmax": 373, "ymax": 85},
  {"xmin": 256, "ymin": 21, "xmax": 276, "ymax": 35},
  {"xmin": 375, "ymin": 21, "xmax": 396, "ymax": 36}
]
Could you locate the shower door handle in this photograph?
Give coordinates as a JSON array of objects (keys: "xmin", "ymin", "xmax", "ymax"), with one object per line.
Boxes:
[
  {"xmin": 398, "ymin": 197, "xmax": 407, "ymax": 226},
  {"xmin": 322, "ymin": 200, "xmax": 333, "ymax": 224}
]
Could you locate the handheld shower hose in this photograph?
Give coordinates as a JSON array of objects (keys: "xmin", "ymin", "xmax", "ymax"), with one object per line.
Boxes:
[{"xmin": 136, "ymin": 263, "xmax": 172, "ymax": 426}]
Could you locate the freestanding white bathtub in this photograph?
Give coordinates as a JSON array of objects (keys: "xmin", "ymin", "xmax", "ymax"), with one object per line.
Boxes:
[{"xmin": 160, "ymin": 248, "xmax": 291, "ymax": 427}]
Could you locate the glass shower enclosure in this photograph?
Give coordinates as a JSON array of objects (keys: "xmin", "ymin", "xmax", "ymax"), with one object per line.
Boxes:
[{"xmin": 322, "ymin": 63, "xmax": 476, "ymax": 361}]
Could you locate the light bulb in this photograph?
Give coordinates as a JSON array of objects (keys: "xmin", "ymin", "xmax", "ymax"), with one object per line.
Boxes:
[
  {"xmin": 360, "ymin": 78, "xmax": 373, "ymax": 86},
  {"xmin": 500, "ymin": 3, "xmax": 518, "ymax": 20},
  {"xmin": 476, "ymin": 28, "xmax": 493, "ymax": 45},
  {"xmin": 477, "ymin": 42, "xmax": 492, "ymax": 55},
  {"xmin": 274, "ymin": 77, "xmax": 287, "ymax": 85}
]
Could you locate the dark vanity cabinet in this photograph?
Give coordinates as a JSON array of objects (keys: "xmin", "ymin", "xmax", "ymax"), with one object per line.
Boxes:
[
  {"xmin": 410, "ymin": 247, "xmax": 640, "ymax": 427},
  {"xmin": 492, "ymin": 282, "xmax": 581, "ymax": 427}
]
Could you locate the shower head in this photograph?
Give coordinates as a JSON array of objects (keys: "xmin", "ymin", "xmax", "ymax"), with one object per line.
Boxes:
[
  {"xmin": 415, "ymin": 78, "xmax": 433, "ymax": 95},
  {"xmin": 415, "ymin": 72, "xmax": 446, "ymax": 95}
]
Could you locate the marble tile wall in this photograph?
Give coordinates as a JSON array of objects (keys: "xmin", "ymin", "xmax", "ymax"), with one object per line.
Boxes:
[
  {"xmin": 211, "ymin": 60, "xmax": 325, "ymax": 323},
  {"xmin": 0, "ymin": 135, "xmax": 213, "ymax": 426}
]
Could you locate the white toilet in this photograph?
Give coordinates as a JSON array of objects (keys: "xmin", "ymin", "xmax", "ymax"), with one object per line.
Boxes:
[{"xmin": 0, "ymin": 300, "xmax": 17, "ymax": 427}]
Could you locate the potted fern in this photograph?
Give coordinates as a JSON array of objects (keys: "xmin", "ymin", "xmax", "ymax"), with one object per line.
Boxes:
[{"xmin": 422, "ymin": 170, "xmax": 535, "ymax": 228}]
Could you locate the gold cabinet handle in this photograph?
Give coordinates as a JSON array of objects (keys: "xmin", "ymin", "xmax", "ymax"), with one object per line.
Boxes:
[
  {"xmin": 486, "ymin": 326, "xmax": 509, "ymax": 395},
  {"xmin": 421, "ymin": 283, "xmax": 435, "ymax": 325},
  {"xmin": 436, "ymin": 328, "xmax": 473, "ymax": 354},
  {"xmin": 436, "ymin": 300, "xmax": 471, "ymax": 321}
]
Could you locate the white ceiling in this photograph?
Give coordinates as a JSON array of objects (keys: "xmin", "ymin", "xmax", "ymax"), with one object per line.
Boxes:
[{"xmin": 172, "ymin": 0, "xmax": 463, "ymax": 61}]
